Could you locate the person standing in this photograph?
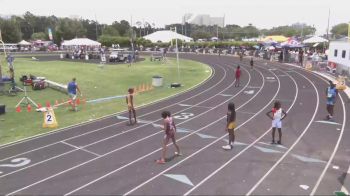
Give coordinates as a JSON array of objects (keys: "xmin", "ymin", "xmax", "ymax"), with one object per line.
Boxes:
[
  {"xmin": 156, "ymin": 111, "xmax": 181, "ymax": 164},
  {"xmin": 266, "ymin": 101, "xmax": 287, "ymax": 144},
  {"xmin": 325, "ymin": 80, "xmax": 338, "ymax": 121},
  {"xmin": 127, "ymin": 54, "xmax": 132, "ymax": 67},
  {"xmin": 126, "ymin": 88, "xmax": 137, "ymax": 125},
  {"xmin": 235, "ymin": 66, "xmax": 241, "ymax": 87},
  {"xmin": 222, "ymin": 102, "xmax": 236, "ymax": 150},
  {"xmin": 250, "ymin": 57, "xmax": 254, "ymax": 70},
  {"xmin": 67, "ymin": 78, "xmax": 82, "ymax": 111}
]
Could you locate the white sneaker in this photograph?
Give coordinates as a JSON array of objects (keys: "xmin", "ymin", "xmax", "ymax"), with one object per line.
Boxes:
[{"xmin": 222, "ymin": 145, "xmax": 232, "ymax": 150}]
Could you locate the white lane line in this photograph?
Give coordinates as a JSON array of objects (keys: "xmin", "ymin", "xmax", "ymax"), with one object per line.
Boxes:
[
  {"xmin": 0, "ymin": 65, "xmax": 214, "ymax": 150},
  {"xmin": 0, "ymin": 64, "xmax": 229, "ymax": 179},
  {"xmin": 5, "ymin": 65, "xmax": 253, "ymax": 195},
  {"xmin": 61, "ymin": 142, "xmax": 100, "ymax": 157},
  {"xmin": 247, "ymin": 86, "xmax": 261, "ymax": 89},
  {"xmin": 184, "ymin": 65, "xmax": 298, "ymax": 196},
  {"xmin": 219, "ymin": 94, "xmax": 234, "ymax": 97},
  {"xmin": 237, "ymin": 111, "xmax": 256, "ymax": 115},
  {"xmin": 245, "ymin": 67, "xmax": 320, "ymax": 196},
  {"xmin": 0, "ymin": 63, "xmax": 223, "ymax": 163},
  {"xmin": 122, "ymin": 66, "xmax": 276, "ymax": 196},
  {"xmin": 178, "ymin": 104, "xmax": 213, "ymax": 109},
  {"xmin": 62, "ymin": 65, "xmax": 258, "ymax": 196},
  {"xmin": 315, "ymin": 120, "xmax": 342, "ymax": 126},
  {"xmin": 310, "ymin": 78, "xmax": 347, "ymax": 196}
]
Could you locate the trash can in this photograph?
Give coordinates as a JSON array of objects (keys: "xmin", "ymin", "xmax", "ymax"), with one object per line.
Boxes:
[
  {"xmin": 60, "ymin": 53, "xmax": 64, "ymax": 59},
  {"xmin": 152, "ymin": 76, "xmax": 163, "ymax": 87},
  {"xmin": 85, "ymin": 54, "xmax": 89, "ymax": 60}
]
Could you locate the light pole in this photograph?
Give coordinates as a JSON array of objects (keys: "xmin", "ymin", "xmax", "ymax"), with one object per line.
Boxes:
[
  {"xmin": 170, "ymin": 27, "xmax": 181, "ymax": 87},
  {"xmin": 0, "ymin": 30, "xmax": 6, "ymax": 81}
]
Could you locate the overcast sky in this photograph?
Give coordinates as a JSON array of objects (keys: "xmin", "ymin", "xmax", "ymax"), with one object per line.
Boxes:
[{"xmin": 0, "ymin": 0, "xmax": 348, "ymax": 34}]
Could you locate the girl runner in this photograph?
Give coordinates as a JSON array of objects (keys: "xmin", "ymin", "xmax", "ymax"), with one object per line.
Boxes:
[
  {"xmin": 235, "ymin": 66, "xmax": 241, "ymax": 87},
  {"xmin": 126, "ymin": 88, "xmax": 137, "ymax": 125},
  {"xmin": 266, "ymin": 101, "xmax": 287, "ymax": 144},
  {"xmin": 222, "ymin": 102, "xmax": 236, "ymax": 150},
  {"xmin": 156, "ymin": 111, "xmax": 181, "ymax": 164}
]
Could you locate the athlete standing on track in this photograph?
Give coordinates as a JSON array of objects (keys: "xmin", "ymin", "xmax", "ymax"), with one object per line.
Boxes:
[
  {"xmin": 266, "ymin": 101, "xmax": 287, "ymax": 145},
  {"xmin": 250, "ymin": 57, "xmax": 254, "ymax": 70},
  {"xmin": 156, "ymin": 111, "xmax": 181, "ymax": 164},
  {"xmin": 222, "ymin": 102, "xmax": 236, "ymax": 150},
  {"xmin": 126, "ymin": 88, "xmax": 137, "ymax": 125},
  {"xmin": 235, "ymin": 66, "xmax": 241, "ymax": 87},
  {"xmin": 325, "ymin": 80, "xmax": 338, "ymax": 121}
]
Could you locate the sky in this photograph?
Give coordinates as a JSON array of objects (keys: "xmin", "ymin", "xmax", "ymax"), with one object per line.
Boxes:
[{"xmin": 0, "ymin": 0, "xmax": 349, "ymax": 35}]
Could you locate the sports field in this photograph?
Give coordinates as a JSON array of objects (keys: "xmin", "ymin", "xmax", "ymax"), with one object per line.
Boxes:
[{"xmin": 0, "ymin": 56, "xmax": 211, "ymax": 144}]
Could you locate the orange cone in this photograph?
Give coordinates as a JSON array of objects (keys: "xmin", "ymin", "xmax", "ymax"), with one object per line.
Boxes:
[
  {"xmin": 76, "ymin": 98, "xmax": 80, "ymax": 105},
  {"xmin": 139, "ymin": 84, "xmax": 143, "ymax": 92},
  {"xmin": 55, "ymin": 100, "xmax": 59, "ymax": 106},
  {"xmin": 37, "ymin": 103, "xmax": 42, "ymax": 109},
  {"xmin": 142, "ymin": 83, "xmax": 146, "ymax": 91},
  {"xmin": 46, "ymin": 101, "xmax": 51, "ymax": 108},
  {"xmin": 16, "ymin": 106, "xmax": 21, "ymax": 113},
  {"xmin": 27, "ymin": 104, "xmax": 32, "ymax": 112}
]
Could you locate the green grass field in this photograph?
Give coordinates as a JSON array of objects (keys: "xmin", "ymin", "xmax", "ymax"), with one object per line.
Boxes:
[{"xmin": 0, "ymin": 56, "xmax": 211, "ymax": 145}]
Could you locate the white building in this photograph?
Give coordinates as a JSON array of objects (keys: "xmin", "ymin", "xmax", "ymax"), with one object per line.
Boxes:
[
  {"xmin": 190, "ymin": 15, "xmax": 225, "ymax": 27},
  {"xmin": 328, "ymin": 41, "xmax": 350, "ymax": 76}
]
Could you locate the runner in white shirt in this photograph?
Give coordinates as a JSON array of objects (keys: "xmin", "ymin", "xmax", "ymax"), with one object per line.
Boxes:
[{"xmin": 266, "ymin": 101, "xmax": 287, "ymax": 145}]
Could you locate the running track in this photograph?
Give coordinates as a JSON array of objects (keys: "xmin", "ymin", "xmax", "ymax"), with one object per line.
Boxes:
[{"xmin": 0, "ymin": 54, "xmax": 349, "ymax": 195}]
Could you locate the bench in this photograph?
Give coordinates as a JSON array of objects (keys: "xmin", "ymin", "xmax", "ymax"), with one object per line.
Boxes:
[{"xmin": 45, "ymin": 80, "xmax": 67, "ymax": 93}]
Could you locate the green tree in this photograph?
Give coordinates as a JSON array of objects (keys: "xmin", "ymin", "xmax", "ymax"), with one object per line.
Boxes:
[
  {"xmin": 331, "ymin": 23, "xmax": 349, "ymax": 36},
  {"xmin": 0, "ymin": 18, "xmax": 22, "ymax": 42},
  {"xmin": 31, "ymin": 32, "xmax": 47, "ymax": 40},
  {"xmin": 102, "ymin": 26, "xmax": 120, "ymax": 36}
]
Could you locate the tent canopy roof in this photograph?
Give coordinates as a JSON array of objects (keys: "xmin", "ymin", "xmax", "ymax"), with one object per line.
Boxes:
[
  {"xmin": 303, "ymin": 36, "xmax": 328, "ymax": 44},
  {"xmin": 62, "ymin": 38, "xmax": 101, "ymax": 46},
  {"xmin": 260, "ymin": 35, "xmax": 289, "ymax": 43},
  {"xmin": 18, "ymin": 40, "xmax": 31, "ymax": 45},
  {"xmin": 143, "ymin": 30, "xmax": 193, "ymax": 43}
]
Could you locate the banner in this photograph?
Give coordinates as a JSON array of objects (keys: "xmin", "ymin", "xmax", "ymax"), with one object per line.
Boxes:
[{"xmin": 48, "ymin": 28, "xmax": 53, "ymax": 40}]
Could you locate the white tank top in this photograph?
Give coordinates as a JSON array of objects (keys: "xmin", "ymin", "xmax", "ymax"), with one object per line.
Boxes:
[{"xmin": 273, "ymin": 108, "xmax": 282, "ymax": 120}]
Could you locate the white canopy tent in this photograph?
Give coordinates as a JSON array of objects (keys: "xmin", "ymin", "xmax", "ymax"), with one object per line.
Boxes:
[
  {"xmin": 143, "ymin": 30, "xmax": 193, "ymax": 43},
  {"xmin": 303, "ymin": 36, "xmax": 328, "ymax": 44},
  {"xmin": 62, "ymin": 38, "xmax": 101, "ymax": 46},
  {"xmin": 18, "ymin": 40, "xmax": 31, "ymax": 45}
]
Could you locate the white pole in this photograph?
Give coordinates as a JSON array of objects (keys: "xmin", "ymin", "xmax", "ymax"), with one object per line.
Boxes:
[{"xmin": 175, "ymin": 27, "xmax": 180, "ymax": 84}]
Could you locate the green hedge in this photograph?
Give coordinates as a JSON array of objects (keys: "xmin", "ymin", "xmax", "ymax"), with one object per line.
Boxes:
[{"xmin": 98, "ymin": 35, "xmax": 257, "ymax": 48}]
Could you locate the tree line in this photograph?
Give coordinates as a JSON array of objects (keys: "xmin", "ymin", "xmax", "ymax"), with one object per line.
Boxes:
[{"xmin": 0, "ymin": 11, "xmax": 348, "ymax": 45}]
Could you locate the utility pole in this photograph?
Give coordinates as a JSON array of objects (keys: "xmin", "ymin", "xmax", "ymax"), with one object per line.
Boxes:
[
  {"xmin": 326, "ymin": 8, "xmax": 331, "ymax": 40},
  {"xmin": 170, "ymin": 27, "xmax": 181, "ymax": 85},
  {"xmin": 95, "ymin": 14, "xmax": 98, "ymax": 40}
]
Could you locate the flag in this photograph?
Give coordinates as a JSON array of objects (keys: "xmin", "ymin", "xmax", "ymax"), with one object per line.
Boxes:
[{"xmin": 48, "ymin": 28, "xmax": 53, "ymax": 40}]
